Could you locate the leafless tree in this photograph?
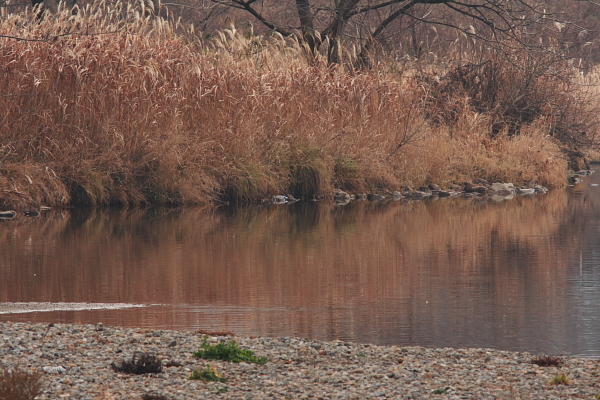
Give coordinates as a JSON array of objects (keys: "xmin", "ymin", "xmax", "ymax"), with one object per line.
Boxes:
[{"xmin": 207, "ymin": 0, "xmax": 600, "ymax": 66}]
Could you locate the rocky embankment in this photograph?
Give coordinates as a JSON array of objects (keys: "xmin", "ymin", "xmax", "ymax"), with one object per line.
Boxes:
[
  {"xmin": 269, "ymin": 171, "xmax": 593, "ymax": 205},
  {"xmin": 1, "ymin": 322, "xmax": 599, "ymax": 400}
]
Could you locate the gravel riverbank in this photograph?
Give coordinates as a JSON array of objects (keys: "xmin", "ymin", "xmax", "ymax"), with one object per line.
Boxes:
[{"xmin": 1, "ymin": 322, "xmax": 598, "ymax": 400}]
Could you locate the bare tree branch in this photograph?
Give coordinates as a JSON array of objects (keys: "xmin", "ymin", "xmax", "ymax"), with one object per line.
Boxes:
[{"xmin": 200, "ymin": 1, "xmax": 600, "ymax": 65}]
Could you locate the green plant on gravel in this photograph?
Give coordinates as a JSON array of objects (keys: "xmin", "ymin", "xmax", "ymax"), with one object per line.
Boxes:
[
  {"xmin": 432, "ymin": 387, "xmax": 448, "ymax": 394},
  {"xmin": 189, "ymin": 365, "xmax": 227, "ymax": 382},
  {"xmin": 549, "ymin": 374, "xmax": 570, "ymax": 385},
  {"xmin": 0, "ymin": 368, "xmax": 42, "ymax": 400},
  {"xmin": 193, "ymin": 336, "xmax": 268, "ymax": 364}
]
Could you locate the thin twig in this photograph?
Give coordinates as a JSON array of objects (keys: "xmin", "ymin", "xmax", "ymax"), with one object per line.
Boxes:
[{"xmin": 319, "ymin": 132, "xmax": 344, "ymax": 151}]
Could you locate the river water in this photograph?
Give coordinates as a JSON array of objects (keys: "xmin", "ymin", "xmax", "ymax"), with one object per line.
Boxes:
[{"xmin": 1, "ymin": 173, "xmax": 600, "ymax": 357}]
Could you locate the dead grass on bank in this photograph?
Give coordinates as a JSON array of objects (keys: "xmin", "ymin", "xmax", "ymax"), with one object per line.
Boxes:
[
  {"xmin": 0, "ymin": 368, "xmax": 42, "ymax": 400},
  {"xmin": 0, "ymin": 2, "xmax": 589, "ymax": 208}
]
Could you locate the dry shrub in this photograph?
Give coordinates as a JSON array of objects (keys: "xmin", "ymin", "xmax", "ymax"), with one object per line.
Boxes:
[
  {"xmin": 111, "ymin": 352, "xmax": 163, "ymax": 374},
  {"xmin": 140, "ymin": 395, "xmax": 169, "ymax": 400},
  {"xmin": 532, "ymin": 355, "xmax": 563, "ymax": 367},
  {"xmin": 196, "ymin": 329, "xmax": 235, "ymax": 336},
  {"xmin": 1, "ymin": 4, "xmax": 596, "ymax": 207},
  {"xmin": 0, "ymin": 369, "xmax": 42, "ymax": 400},
  {"xmin": 421, "ymin": 52, "xmax": 599, "ymax": 151}
]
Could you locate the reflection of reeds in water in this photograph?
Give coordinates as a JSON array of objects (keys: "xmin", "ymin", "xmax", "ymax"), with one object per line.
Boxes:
[{"xmin": 0, "ymin": 189, "xmax": 594, "ymax": 343}]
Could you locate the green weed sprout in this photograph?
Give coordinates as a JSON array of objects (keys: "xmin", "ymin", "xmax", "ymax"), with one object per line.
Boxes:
[{"xmin": 193, "ymin": 337, "xmax": 268, "ymax": 364}]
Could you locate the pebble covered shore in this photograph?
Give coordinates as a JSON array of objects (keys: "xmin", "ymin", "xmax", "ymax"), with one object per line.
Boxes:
[{"xmin": 1, "ymin": 322, "xmax": 599, "ymax": 400}]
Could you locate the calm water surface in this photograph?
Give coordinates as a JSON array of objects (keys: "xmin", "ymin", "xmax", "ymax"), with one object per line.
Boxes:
[{"xmin": 2, "ymin": 173, "xmax": 600, "ymax": 357}]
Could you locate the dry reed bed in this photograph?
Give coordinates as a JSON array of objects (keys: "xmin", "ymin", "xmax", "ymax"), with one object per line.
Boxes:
[{"xmin": 0, "ymin": 1, "xmax": 586, "ymax": 209}]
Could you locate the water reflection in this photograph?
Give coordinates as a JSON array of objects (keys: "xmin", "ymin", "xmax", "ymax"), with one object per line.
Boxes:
[{"xmin": 1, "ymin": 177, "xmax": 600, "ymax": 357}]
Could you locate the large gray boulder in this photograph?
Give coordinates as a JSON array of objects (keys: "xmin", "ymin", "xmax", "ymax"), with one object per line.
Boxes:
[{"xmin": 490, "ymin": 182, "xmax": 515, "ymax": 192}]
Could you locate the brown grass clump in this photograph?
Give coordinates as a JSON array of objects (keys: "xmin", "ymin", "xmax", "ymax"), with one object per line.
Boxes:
[
  {"xmin": 140, "ymin": 395, "xmax": 170, "ymax": 400},
  {"xmin": 196, "ymin": 329, "xmax": 235, "ymax": 337},
  {"xmin": 111, "ymin": 352, "xmax": 163, "ymax": 374},
  {"xmin": 532, "ymin": 355, "xmax": 563, "ymax": 367},
  {"xmin": 0, "ymin": 369, "xmax": 42, "ymax": 400},
  {"xmin": 549, "ymin": 374, "xmax": 570, "ymax": 385},
  {"xmin": 1, "ymin": 2, "xmax": 597, "ymax": 208}
]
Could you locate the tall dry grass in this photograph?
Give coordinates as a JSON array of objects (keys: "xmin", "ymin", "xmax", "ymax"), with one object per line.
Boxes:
[
  {"xmin": 0, "ymin": 368, "xmax": 41, "ymax": 400},
  {"xmin": 0, "ymin": 2, "xmax": 591, "ymax": 208}
]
